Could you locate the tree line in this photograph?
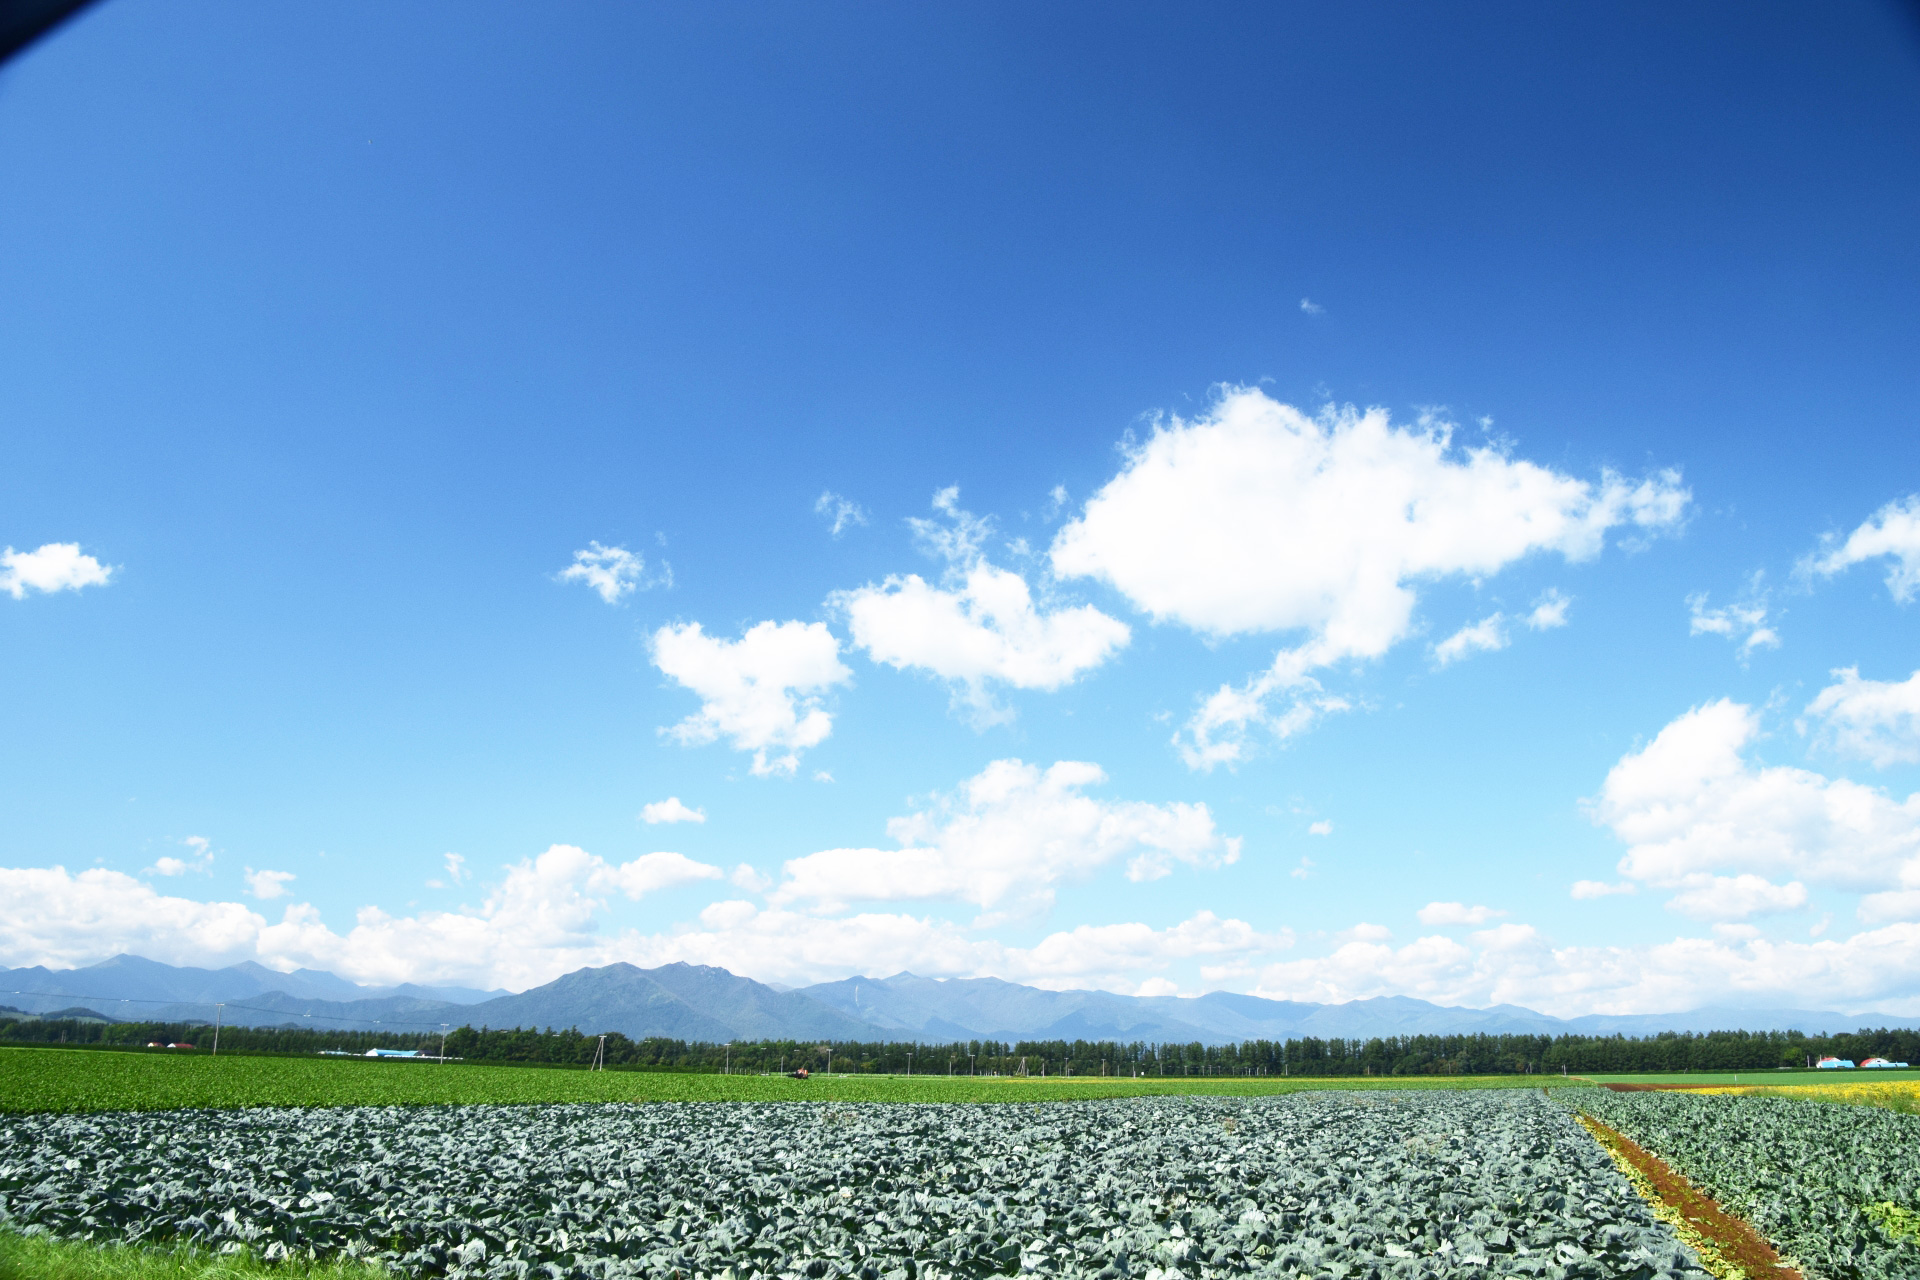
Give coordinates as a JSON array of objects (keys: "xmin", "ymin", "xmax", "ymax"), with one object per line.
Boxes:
[{"xmin": 3, "ymin": 1010, "xmax": 1915, "ymax": 1074}]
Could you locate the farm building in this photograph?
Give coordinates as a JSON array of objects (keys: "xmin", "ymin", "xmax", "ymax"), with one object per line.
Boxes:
[
  {"xmin": 1815, "ymin": 1056, "xmax": 1855, "ymax": 1069},
  {"xmin": 1861, "ymin": 1056, "xmax": 1910, "ymax": 1068}
]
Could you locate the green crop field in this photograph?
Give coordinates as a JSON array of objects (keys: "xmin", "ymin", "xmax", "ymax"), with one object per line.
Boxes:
[
  {"xmin": 1576, "ymin": 1068, "xmax": 1920, "ymax": 1085},
  {"xmin": 4, "ymin": 1090, "xmax": 1709, "ymax": 1279},
  {"xmin": 0, "ymin": 1046, "xmax": 1554, "ymax": 1113}
]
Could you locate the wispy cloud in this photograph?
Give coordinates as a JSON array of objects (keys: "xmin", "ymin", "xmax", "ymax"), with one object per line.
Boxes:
[
  {"xmin": 1433, "ymin": 613, "xmax": 1508, "ymax": 667},
  {"xmin": 1525, "ymin": 590, "xmax": 1571, "ymax": 630},
  {"xmin": 1800, "ymin": 666, "xmax": 1920, "ymax": 767},
  {"xmin": 147, "ymin": 836, "xmax": 213, "ymax": 878},
  {"xmin": 558, "ymin": 542, "xmax": 669, "ymax": 603},
  {"xmin": 1687, "ymin": 574, "xmax": 1778, "ymax": 659},
  {"xmin": 814, "ymin": 491, "xmax": 869, "ymax": 538},
  {"xmin": 1805, "ymin": 494, "xmax": 1920, "ymax": 602}
]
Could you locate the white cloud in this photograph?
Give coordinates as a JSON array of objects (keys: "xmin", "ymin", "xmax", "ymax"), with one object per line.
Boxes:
[
  {"xmin": 1251, "ymin": 916, "xmax": 1920, "ymax": 1017},
  {"xmin": 1663, "ymin": 874, "xmax": 1808, "ymax": 921},
  {"xmin": 1307, "ymin": 820, "xmax": 1333, "ymax": 837},
  {"xmin": 1432, "ymin": 592, "xmax": 1566, "ymax": 669},
  {"xmin": 1526, "ymin": 590, "xmax": 1571, "ymax": 630},
  {"xmin": 1177, "ymin": 679, "xmax": 1350, "ymax": 771},
  {"xmin": 814, "ymin": 491, "xmax": 869, "ymax": 537},
  {"xmin": 770, "ymin": 758, "xmax": 1239, "ymax": 918},
  {"xmin": 1290, "ymin": 856, "xmax": 1315, "ymax": 879},
  {"xmin": 611, "ymin": 850, "xmax": 725, "ymax": 897},
  {"xmin": 1010, "ymin": 911, "xmax": 1290, "ymax": 991},
  {"xmin": 0, "ymin": 866, "xmax": 267, "ymax": 971},
  {"xmin": 1809, "ymin": 494, "xmax": 1920, "ymax": 602},
  {"xmin": 2, "ymin": 849, "xmax": 1279, "ymax": 992},
  {"xmin": 652, "ymin": 620, "xmax": 852, "ymax": 776},
  {"xmin": 839, "ymin": 490, "xmax": 1129, "ymax": 726},
  {"xmin": 1051, "ymin": 388, "xmax": 1688, "ymax": 767},
  {"xmin": 244, "ymin": 868, "xmax": 296, "ymax": 901},
  {"xmin": 1859, "ymin": 890, "xmax": 1920, "ymax": 924},
  {"xmin": 641, "ymin": 797, "xmax": 707, "ymax": 825},
  {"xmin": 427, "ymin": 851, "xmax": 469, "ymax": 890},
  {"xmin": 14, "ymin": 853, "xmax": 1920, "ymax": 1013},
  {"xmin": 1687, "ymin": 580, "xmax": 1779, "ymax": 659},
  {"xmin": 1571, "ymin": 879, "xmax": 1636, "ymax": 899},
  {"xmin": 1299, "ymin": 298, "xmax": 1324, "ymax": 315},
  {"xmin": 558, "ymin": 542, "xmax": 666, "ymax": 603},
  {"xmin": 730, "ymin": 864, "xmax": 773, "ymax": 893},
  {"xmin": 1136, "ymin": 977, "xmax": 1181, "ymax": 997},
  {"xmin": 646, "ymin": 904, "xmax": 1285, "ymax": 994},
  {"xmin": 1801, "ymin": 667, "xmax": 1920, "ymax": 767},
  {"xmin": 1417, "ymin": 901, "xmax": 1506, "ymax": 926},
  {"xmin": 146, "ymin": 836, "xmax": 212, "ymax": 878},
  {"xmin": 1433, "ymin": 614, "xmax": 1508, "ymax": 667},
  {"xmin": 1590, "ymin": 699, "xmax": 1920, "ymax": 915},
  {"xmin": 1, "ymin": 543, "xmax": 113, "ymax": 599},
  {"xmin": 257, "ymin": 844, "xmax": 725, "ymax": 990}
]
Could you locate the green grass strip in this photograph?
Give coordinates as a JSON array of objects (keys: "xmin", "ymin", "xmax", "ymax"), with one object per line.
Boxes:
[
  {"xmin": 0, "ymin": 1232, "xmax": 384, "ymax": 1280},
  {"xmin": 0, "ymin": 1046, "xmax": 1551, "ymax": 1113}
]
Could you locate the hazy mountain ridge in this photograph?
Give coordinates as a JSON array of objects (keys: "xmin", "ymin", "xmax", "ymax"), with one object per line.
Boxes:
[{"xmin": 4, "ymin": 955, "xmax": 1914, "ymax": 1043}]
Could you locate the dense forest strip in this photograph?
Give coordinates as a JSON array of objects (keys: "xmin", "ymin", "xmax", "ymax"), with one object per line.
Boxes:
[{"xmin": 6, "ymin": 1011, "xmax": 1919, "ymax": 1077}]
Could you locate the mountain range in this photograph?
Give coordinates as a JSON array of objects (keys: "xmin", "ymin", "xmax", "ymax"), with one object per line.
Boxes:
[{"xmin": 3, "ymin": 954, "xmax": 1914, "ymax": 1044}]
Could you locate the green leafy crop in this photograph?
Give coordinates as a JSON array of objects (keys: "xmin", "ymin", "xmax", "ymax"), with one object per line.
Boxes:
[
  {"xmin": 1563, "ymin": 1087, "xmax": 1920, "ymax": 1280},
  {"xmin": 0, "ymin": 1091, "xmax": 1710, "ymax": 1279}
]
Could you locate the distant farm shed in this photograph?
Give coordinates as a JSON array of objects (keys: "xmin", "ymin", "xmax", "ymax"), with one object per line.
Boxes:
[
  {"xmin": 1861, "ymin": 1056, "xmax": 1910, "ymax": 1068},
  {"xmin": 1816, "ymin": 1056, "xmax": 1856, "ymax": 1069}
]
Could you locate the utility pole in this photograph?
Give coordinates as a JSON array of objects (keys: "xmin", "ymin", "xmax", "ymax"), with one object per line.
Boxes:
[
  {"xmin": 724, "ymin": 1043, "xmax": 732, "ymax": 1075},
  {"xmin": 969, "ymin": 1053, "xmax": 975, "ymax": 1076},
  {"xmin": 441, "ymin": 1024, "xmax": 450, "ymax": 1064},
  {"xmin": 212, "ymin": 1003, "xmax": 223, "ymax": 1056}
]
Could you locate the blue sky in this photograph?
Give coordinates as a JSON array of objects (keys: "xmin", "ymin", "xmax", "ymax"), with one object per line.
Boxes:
[{"xmin": 4, "ymin": 2, "xmax": 1919, "ymax": 1015}]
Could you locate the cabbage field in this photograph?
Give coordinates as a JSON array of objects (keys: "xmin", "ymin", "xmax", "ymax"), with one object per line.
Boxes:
[
  {"xmin": 0, "ymin": 1090, "xmax": 1707, "ymax": 1279},
  {"xmin": 1571, "ymin": 1087, "xmax": 1920, "ymax": 1280}
]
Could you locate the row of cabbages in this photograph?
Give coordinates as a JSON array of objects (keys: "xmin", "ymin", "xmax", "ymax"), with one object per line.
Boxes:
[
  {"xmin": 1564, "ymin": 1086, "xmax": 1920, "ymax": 1280},
  {"xmin": 0, "ymin": 1092, "xmax": 1709, "ymax": 1279}
]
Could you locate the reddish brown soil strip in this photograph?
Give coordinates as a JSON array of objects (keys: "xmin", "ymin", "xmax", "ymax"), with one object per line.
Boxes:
[{"xmin": 1579, "ymin": 1114, "xmax": 1802, "ymax": 1280}]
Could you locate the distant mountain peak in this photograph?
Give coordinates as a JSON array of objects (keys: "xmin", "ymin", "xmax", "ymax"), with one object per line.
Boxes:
[{"xmin": 7, "ymin": 954, "xmax": 1916, "ymax": 1042}]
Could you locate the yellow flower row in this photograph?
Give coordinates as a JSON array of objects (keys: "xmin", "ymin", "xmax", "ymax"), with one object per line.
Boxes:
[{"xmin": 1689, "ymin": 1079, "xmax": 1920, "ymax": 1114}]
